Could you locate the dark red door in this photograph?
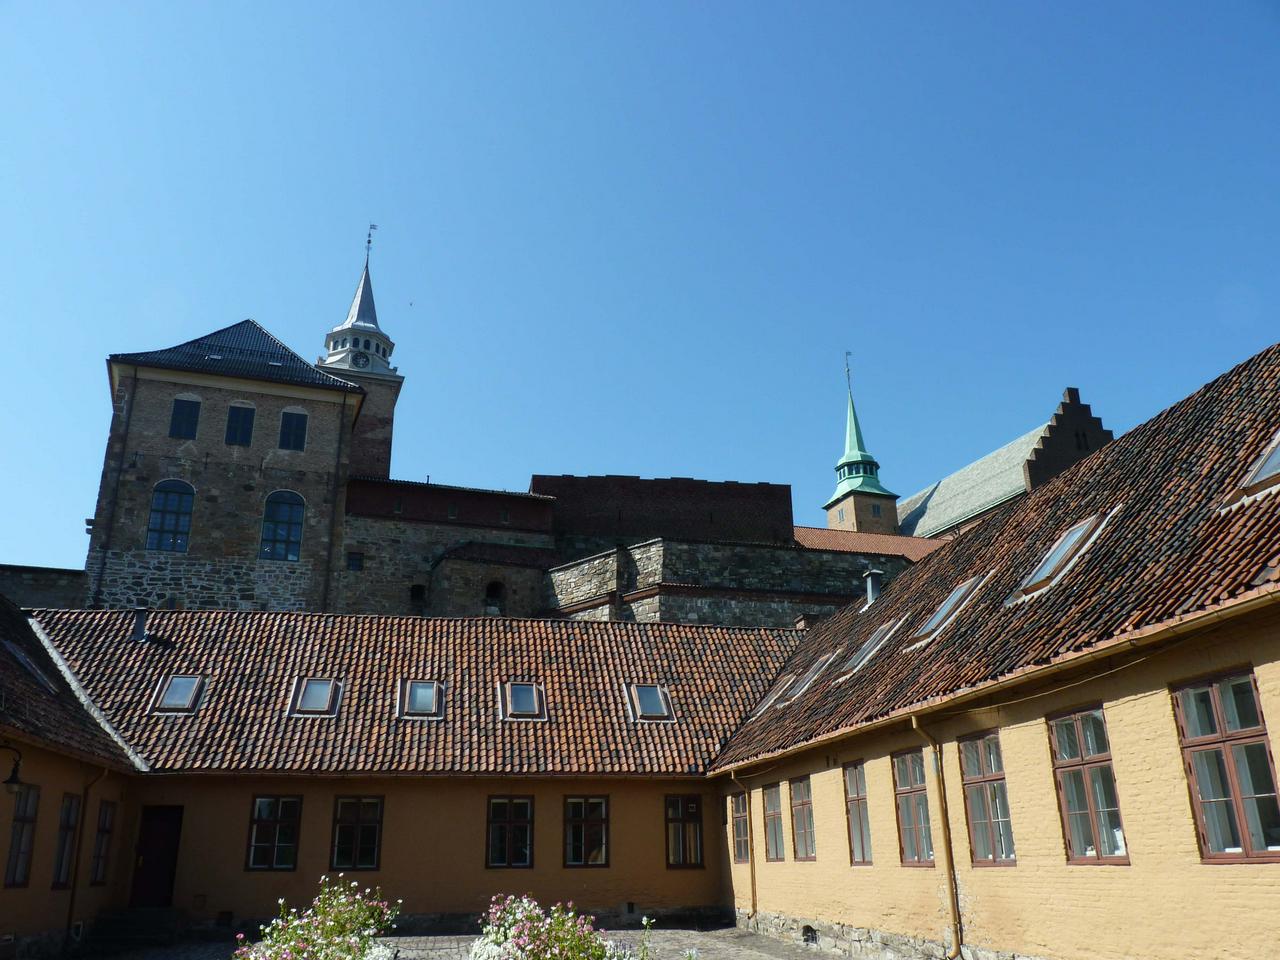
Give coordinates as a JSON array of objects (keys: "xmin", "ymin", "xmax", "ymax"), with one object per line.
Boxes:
[{"xmin": 129, "ymin": 805, "xmax": 184, "ymax": 907}]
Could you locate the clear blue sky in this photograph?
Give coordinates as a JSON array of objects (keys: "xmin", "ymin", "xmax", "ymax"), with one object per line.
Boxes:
[{"xmin": 2, "ymin": 2, "xmax": 1276, "ymax": 568}]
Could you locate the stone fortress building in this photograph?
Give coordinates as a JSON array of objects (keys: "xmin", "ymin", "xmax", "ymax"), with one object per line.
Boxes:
[{"xmin": 3, "ymin": 252, "xmax": 1112, "ymax": 628}]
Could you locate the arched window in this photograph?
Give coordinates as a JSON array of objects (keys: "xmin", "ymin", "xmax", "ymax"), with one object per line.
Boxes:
[
  {"xmin": 146, "ymin": 480, "xmax": 195, "ymax": 552},
  {"xmin": 260, "ymin": 491, "xmax": 304, "ymax": 561},
  {"xmin": 484, "ymin": 581, "xmax": 506, "ymax": 616},
  {"xmin": 409, "ymin": 583, "xmax": 427, "ymax": 615}
]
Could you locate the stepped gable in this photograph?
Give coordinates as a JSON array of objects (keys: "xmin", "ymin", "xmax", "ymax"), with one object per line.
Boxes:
[
  {"xmin": 715, "ymin": 342, "xmax": 1280, "ymax": 770},
  {"xmin": 0, "ymin": 594, "xmax": 132, "ymax": 768},
  {"xmin": 110, "ymin": 318, "xmax": 363, "ymax": 393},
  {"xmin": 32, "ymin": 610, "xmax": 801, "ymax": 777},
  {"xmin": 792, "ymin": 526, "xmax": 942, "ymax": 562}
]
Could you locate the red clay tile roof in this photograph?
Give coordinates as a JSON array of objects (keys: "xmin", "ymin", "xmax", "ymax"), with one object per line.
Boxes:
[
  {"xmin": 715, "ymin": 342, "xmax": 1280, "ymax": 770},
  {"xmin": 31, "ymin": 611, "xmax": 800, "ymax": 776},
  {"xmin": 792, "ymin": 526, "xmax": 943, "ymax": 562},
  {"xmin": 0, "ymin": 595, "xmax": 133, "ymax": 768}
]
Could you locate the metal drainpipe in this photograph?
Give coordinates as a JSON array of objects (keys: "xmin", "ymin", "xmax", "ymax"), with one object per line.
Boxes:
[
  {"xmin": 729, "ymin": 771, "xmax": 758, "ymax": 923},
  {"xmin": 91, "ymin": 370, "xmax": 138, "ymax": 608},
  {"xmin": 912, "ymin": 716, "xmax": 963, "ymax": 959},
  {"xmin": 63, "ymin": 767, "xmax": 109, "ymax": 957}
]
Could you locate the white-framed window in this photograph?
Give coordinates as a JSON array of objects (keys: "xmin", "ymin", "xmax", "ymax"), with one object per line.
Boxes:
[
  {"xmin": 1242, "ymin": 429, "xmax": 1280, "ymax": 495},
  {"xmin": 627, "ymin": 683, "xmax": 674, "ymax": 721},
  {"xmin": 777, "ymin": 652, "xmax": 836, "ymax": 707},
  {"xmin": 155, "ymin": 674, "xmax": 203, "ymax": 713},
  {"xmin": 502, "ymin": 682, "xmax": 546, "ymax": 720},
  {"xmin": 906, "ymin": 574, "xmax": 987, "ymax": 648},
  {"xmin": 401, "ymin": 679, "xmax": 444, "ymax": 719},
  {"xmin": 292, "ymin": 677, "xmax": 341, "ymax": 716},
  {"xmin": 750, "ymin": 673, "xmax": 795, "ymax": 718},
  {"xmin": 840, "ymin": 618, "xmax": 904, "ymax": 678}
]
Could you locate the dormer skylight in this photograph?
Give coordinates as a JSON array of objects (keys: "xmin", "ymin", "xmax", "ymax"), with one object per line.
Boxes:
[
  {"xmin": 840, "ymin": 618, "xmax": 904, "ymax": 677},
  {"xmin": 776, "ymin": 652, "xmax": 836, "ymax": 707},
  {"xmin": 401, "ymin": 679, "xmax": 443, "ymax": 719},
  {"xmin": 750, "ymin": 673, "xmax": 794, "ymax": 718},
  {"xmin": 502, "ymin": 682, "xmax": 546, "ymax": 720},
  {"xmin": 155, "ymin": 674, "xmax": 203, "ymax": 713},
  {"xmin": 907, "ymin": 574, "xmax": 986, "ymax": 648},
  {"xmin": 1242, "ymin": 429, "xmax": 1280, "ymax": 494},
  {"xmin": 1014, "ymin": 515, "xmax": 1100, "ymax": 599},
  {"xmin": 293, "ymin": 677, "xmax": 340, "ymax": 716},
  {"xmin": 628, "ymin": 683, "xmax": 674, "ymax": 721}
]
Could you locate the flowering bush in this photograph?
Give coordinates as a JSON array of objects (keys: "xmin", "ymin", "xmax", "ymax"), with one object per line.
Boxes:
[
  {"xmin": 233, "ymin": 874, "xmax": 401, "ymax": 960},
  {"xmin": 470, "ymin": 895, "xmax": 634, "ymax": 960}
]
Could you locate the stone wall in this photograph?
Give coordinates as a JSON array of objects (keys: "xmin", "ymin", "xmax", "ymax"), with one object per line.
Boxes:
[
  {"xmin": 0, "ymin": 565, "xmax": 86, "ymax": 609},
  {"xmin": 85, "ymin": 372, "xmax": 355, "ymax": 610},
  {"xmin": 737, "ymin": 908, "xmax": 998, "ymax": 960},
  {"xmin": 428, "ymin": 558, "xmax": 547, "ymax": 618}
]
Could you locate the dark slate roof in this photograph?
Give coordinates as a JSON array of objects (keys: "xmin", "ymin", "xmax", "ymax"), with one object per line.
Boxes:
[
  {"xmin": 110, "ymin": 319, "xmax": 363, "ymax": 393},
  {"xmin": 32, "ymin": 611, "xmax": 800, "ymax": 776},
  {"xmin": 792, "ymin": 526, "xmax": 944, "ymax": 563},
  {"xmin": 897, "ymin": 423, "xmax": 1045, "ymax": 537},
  {"xmin": 0, "ymin": 594, "xmax": 134, "ymax": 768},
  {"xmin": 715, "ymin": 342, "xmax": 1280, "ymax": 770}
]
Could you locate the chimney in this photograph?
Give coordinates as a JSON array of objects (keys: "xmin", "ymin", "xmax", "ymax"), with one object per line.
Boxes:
[
  {"xmin": 131, "ymin": 607, "xmax": 149, "ymax": 643},
  {"xmin": 863, "ymin": 568, "xmax": 885, "ymax": 606}
]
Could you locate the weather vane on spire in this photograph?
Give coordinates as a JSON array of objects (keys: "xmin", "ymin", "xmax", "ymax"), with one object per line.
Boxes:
[
  {"xmin": 366, "ymin": 223, "xmax": 379, "ymax": 260},
  {"xmin": 845, "ymin": 350, "xmax": 853, "ymax": 393}
]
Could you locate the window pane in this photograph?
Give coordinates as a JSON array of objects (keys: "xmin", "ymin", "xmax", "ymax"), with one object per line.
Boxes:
[
  {"xmin": 510, "ymin": 684, "xmax": 538, "ymax": 715},
  {"xmin": 1220, "ymin": 677, "xmax": 1261, "ymax": 732},
  {"xmin": 966, "ymin": 785, "xmax": 993, "ymax": 860},
  {"xmin": 255, "ymin": 798, "xmax": 277, "ymax": 820},
  {"xmin": 1233, "ymin": 742, "xmax": 1280, "ymax": 852},
  {"xmin": 160, "ymin": 675, "xmax": 199, "ymax": 709},
  {"xmin": 299, "ymin": 679, "xmax": 333, "ymax": 712},
  {"xmin": 1088, "ymin": 765, "xmax": 1126, "ymax": 857},
  {"xmin": 1192, "ymin": 748, "xmax": 1242, "ymax": 853},
  {"xmin": 990, "ymin": 782, "xmax": 1015, "ymax": 859},
  {"xmin": 897, "ymin": 796, "xmax": 917, "ymax": 861},
  {"xmin": 635, "ymin": 685, "xmax": 668, "ymax": 718},
  {"xmin": 1079, "ymin": 711, "xmax": 1109, "ymax": 756},
  {"xmin": 1062, "ymin": 769, "xmax": 1097, "ymax": 858},
  {"xmin": 985, "ymin": 736, "xmax": 1004, "ymax": 774},
  {"xmin": 1248, "ymin": 442, "xmax": 1280, "ymax": 486},
  {"xmin": 511, "ymin": 824, "xmax": 531, "ymax": 866},
  {"xmin": 960, "ymin": 741, "xmax": 982, "ymax": 778},
  {"xmin": 1180, "ymin": 686, "xmax": 1218, "ymax": 737},
  {"xmin": 915, "ymin": 794, "xmax": 934, "ymax": 860},
  {"xmin": 407, "ymin": 681, "xmax": 437, "ymax": 714}
]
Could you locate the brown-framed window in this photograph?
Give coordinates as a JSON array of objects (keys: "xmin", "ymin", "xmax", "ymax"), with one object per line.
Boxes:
[
  {"xmin": 3, "ymin": 784, "xmax": 39, "ymax": 888},
  {"xmin": 843, "ymin": 761, "xmax": 872, "ymax": 864},
  {"xmin": 665, "ymin": 795, "xmax": 703, "ymax": 868},
  {"xmin": 1172, "ymin": 671, "xmax": 1280, "ymax": 861},
  {"xmin": 893, "ymin": 749, "xmax": 934, "ymax": 865},
  {"xmin": 503, "ymin": 682, "xmax": 547, "ymax": 721},
  {"xmin": 400, "ymin": 679, "xmax": 444, "ymax": 719},
  {"xmin": 789, "ymin": 778, "xmax": 816, "ymax": 861},
  {"xmin": 331, "ymin": 797, "xmax": 382, "ymax": 870},
  {"xmin": 564, "ymin": 796, "xmax": 608, "ymax": 867},
  {"xmin": 89, "ymin": 800, "xmax": 117, "ymax": 885},
  {"xmin": 730, "ymin": 794, "xmax": 750, "ymax": 863},
  {"xmin": 959, "ymin": 732, "xmax": 1016, "ymax": 865},
  {"xmin": 1048, "ymin": 707, "xmax": 1128, "ymax": 864},
  {"xmin": 51, "ymin": 793, "xmax": 81, "ymax": 888},
  {"xmin": 762, "ymin": 784, "xmax": 784, "ymax": 861},
  {"xmin": 487, "ymin": 796, "xmax": 533, "ymax": 868},
  {"xmin": 291, "ymin": 677, "xmax": 340, "ymax": 716},
  {"xmin": 247, "ymin": 796, "xmax": 301, "ymax": 870}
]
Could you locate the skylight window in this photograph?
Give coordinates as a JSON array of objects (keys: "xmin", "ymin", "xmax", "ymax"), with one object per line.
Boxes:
[
  {"xmin": 841, "ymin": 618, "xmax": 904, "ymax": 677},
  {"xmin": 156, "ymin": 674, "xmax": 203, "ymax": 713},
  {"xmin": 293, "ymin": 678, "xmax": 340, "ymax": 716},
  {"xmin": 1015, "ymin": 516, "xmax": 1099, "ymax": 598},
  {"xmin": 908, "ymin": 574, "xmax": 986, "ymax": 647},
  {"xmin": 777, "ymin": 653, "xmax": 836, "ymax": 707},
  {"xmin": 401, "ymin": 679, "xmax": 443, "ymax": 719},
  {"xmin": 503, "ymin": 682, "xmax": 546, "ymax": 720},
  {"xmin": 628, "ymin": 683, "xmax": 673, "ymax": 721},
  {"xmin": 750, "ymin": 674, "xmax": 795, "ymax": 718},
  {"xmin": 2, "ymin": 639, "xmax": 58, "ymax": 695},
  {"xmin": 1243, "ymin": 430, "xmax": 1280, "ymax": 493}
]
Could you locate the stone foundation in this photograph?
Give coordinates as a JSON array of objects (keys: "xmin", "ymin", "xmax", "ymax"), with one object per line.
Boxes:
[{"xmin": 736, "ymin": 909, "xmax": 1048, "ymax": 960}]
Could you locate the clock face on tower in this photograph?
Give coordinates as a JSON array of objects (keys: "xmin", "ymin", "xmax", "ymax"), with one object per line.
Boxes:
[{"xmin": 351, "ymin": 351, "xmax": 370, "ymax": 369}]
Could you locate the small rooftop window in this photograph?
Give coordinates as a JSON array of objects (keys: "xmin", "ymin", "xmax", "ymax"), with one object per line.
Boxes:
[
  {"xmin": 908, "ymin": 574, "xmax": 986, "ymax": 646},
  {"xmin": 841, "ymin": 618, "xmax": 904, "ymax": 677},
  {"xmin": 1243, "ymin": 430, "xmax": 1280, "ymax": 494},
  {"xmin": 293, "ymin": 677, "xmax": 340, "ymax": 716},
  {"xmin": 750, "ymin": 674, "xmax": 795, "ymax": 718},
  {"xmin": 2, "ymin": 639, "xmax": 58, "ymax": 695},
  {"xmin": 1016, "ymin": 516, "xmax": 1099, "ymax": 598},
  {"xmin": 402, "ymin": 679, "xmax": 443, "ymax": 719},
  {"xmin": 777, "ymin": 652, "xmax": 836, "ymax": 706},
  {"xmin": 156, "ymin": 674, "xmax": 203, "ymax": 713},
  {"xmin": 503, "ymin": 682, "xmax": 545, "ymax": 720},
  {"xmin": 628, "ymin": 683, "xmax": 673, "ymax": 721}
]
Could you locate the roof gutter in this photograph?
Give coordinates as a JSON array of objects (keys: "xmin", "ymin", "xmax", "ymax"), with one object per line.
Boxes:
[{"xmin": 713, "ymin": 582, "xmax": 1280, "ymax": 776}]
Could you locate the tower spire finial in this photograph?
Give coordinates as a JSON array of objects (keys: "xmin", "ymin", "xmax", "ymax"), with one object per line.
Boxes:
[
  {"xmin": 844, "ymin": 350, "xmax": 853, "ymax": 395},
  {"xmin": 366, "ymin": 223, "xmax": 378, "ymax": 262}
]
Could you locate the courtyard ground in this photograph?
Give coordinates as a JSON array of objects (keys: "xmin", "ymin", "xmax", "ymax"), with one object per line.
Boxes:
[{"xmin": 103, "ymin": 928, "xmax": 819, "ymax": 960}]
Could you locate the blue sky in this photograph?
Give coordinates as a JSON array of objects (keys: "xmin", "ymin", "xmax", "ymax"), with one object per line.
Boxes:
[{"xmin": 1, "ymin": 2, "xmax": 1276, "ymax": 568}]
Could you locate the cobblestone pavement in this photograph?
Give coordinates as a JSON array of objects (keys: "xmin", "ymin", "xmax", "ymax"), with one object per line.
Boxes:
[{"xmin": 104, "ymin": 928, "xmax": 818, "ymax": 960}]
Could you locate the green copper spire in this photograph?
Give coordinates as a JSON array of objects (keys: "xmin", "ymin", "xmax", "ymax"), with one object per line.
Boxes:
[{"xmin": 824, "ymin": 356, "xmax": 896, "ymax": 508}]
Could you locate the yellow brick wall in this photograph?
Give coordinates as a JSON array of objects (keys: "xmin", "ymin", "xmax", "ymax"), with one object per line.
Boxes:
[{"xmin": 722, "ymin": 607, "xmax": 1280, "ymax": 960}]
